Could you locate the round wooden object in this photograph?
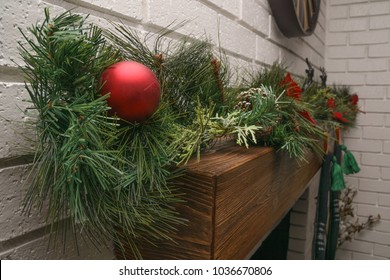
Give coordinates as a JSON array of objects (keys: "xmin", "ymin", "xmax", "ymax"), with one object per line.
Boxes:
[{"xmin": 268, "ymin": 0, "xmax": 321, "ymax": 38}]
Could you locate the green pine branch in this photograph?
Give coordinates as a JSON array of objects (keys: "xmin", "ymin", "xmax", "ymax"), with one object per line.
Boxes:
[
  {"xmin": 19, "ymin": 8, "xmax": 184, "ymax": 259},
  {"xmin": 104, "ymin": 24, "xmax": 229, "ymax": 124},
  {"xmin": 17, "ymin": 8, "xmax": 361, "ymax": 259}
]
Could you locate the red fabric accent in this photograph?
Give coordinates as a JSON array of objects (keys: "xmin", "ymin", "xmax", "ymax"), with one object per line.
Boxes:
[
  {"xmin": 280, "ymin": 73, "xmax": 302, "ymax": 100},
  {"xmin": 333, "ymin": 111, "xmax": 349, "ymax": 123},
  {"xmin": 327, "ymin": 98, "xmax": 335, "ymax": 109},
  {"xmin": 350, "ymin": 94, "xmax": 359, "ymax": 106},
  {"xmin": 299, "ymin": 111, "xmax": 316, "ymax": 125}
]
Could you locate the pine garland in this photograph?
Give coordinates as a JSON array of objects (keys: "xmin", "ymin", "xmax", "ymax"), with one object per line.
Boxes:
[
  {"xmin": 17, "ymin": 9, "xmax": 361, "ymax": 258},
  {"xmin": 18, "ymin": 9, "xmax": 184, "ymax": 258}
]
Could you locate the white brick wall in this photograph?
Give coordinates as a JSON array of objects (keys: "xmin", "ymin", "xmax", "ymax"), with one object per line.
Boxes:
[
  {"xmin": 287, "ymin": 171, "xmax": 321, "ymax": 260},
  {"xmin": 0, "ymin": 83, "xmax": 35, "ymax": 159},
  {"xmin": 0, "ymin": 165, "xmax": 45, "ymax": 242},
  {"xmin": 0, "ymin": 0, "xmax": 326, "ymax": 259},
  {"xmin": 326, "ymin": 0, "xmax": 390, "ymax": 260}
]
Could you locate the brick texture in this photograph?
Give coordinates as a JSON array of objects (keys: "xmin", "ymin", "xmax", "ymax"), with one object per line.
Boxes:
[
  {"xmin": 329, "ymin": 5, "xmax": 349, "ymax": 19},
  {"xmin": 326, "ymin": 59, "xmax": 347, "ymax": 72},
  {"xmin": 352, "ymin": 252, "xmax": 387, "ymax": 260},
  {"xmin": 362, "ymin": 153, "xmax": 390, "ymax": 167},
  {"xmin": 240, "ymin": 0, "xmax": 269, "ymax": 35},
  {"xmin": 326, "ymin": 0, "xmax": 390, "ymax": 259},
  {"xmin": 348, "ymin": 59, "xmax": 387, "ymax": 72},
  {"xmin": 340, "ymin": 239, "xmax": 373, "ymax": 254},
  {"xmin": 1, "ymin": 0, "xmax": 326, "ymax": 260},
  {"xmin": 367, "ymin": 72, "xmax": 390, "ymax": 85},
  {"xmin": 349, "ymin": 30, "xmax": 389, "ymax": 45},
  {"xmin": 381, "ymin": 168, "xmax": 390, "ymax": 180},
  {"xmin": 327, "ymin": 46, "xmax": 366, "ymax": 59},
  {"xmin": 0, "ymin": 165, "xmax": 44, "ymax": 242},
  {"xmin": 352, "ymin": 86, "xmax": 386, "ymax": 99},
  {"xmin": 328, "ymin": 18, "xmax": 368, "ymax": 32},
  {"xmin": 368, "ymin": 44, "xmax": 390, "ymax": 58},
  {"xmin": 379, "ymin": 194, "xmax": 390, "ymax": 207},
  {"xmin": 359, "ymin": 178, "xmax": 390, "ymax": 194},
  {"xmin": 287, "ymin": 171, "xmax": 320, "ymax": 260},
  {"xmin": 335, "ymin": 248, "xmax": 353, "ymax": 260},
  {"xmin": 327, "ymin": 33, "xmax": 348, "ymax": 46},
  {"xmin": 5, "ymin": 0, "xmax": 390, "ymax": 262},
  {"xmin": 370, "ymin": 15, "xmax": 390, "ymax": 30},
  {"xmin": 375, "ymin": 220, "xmax": 390, "ymax": 233},
  {"xmin": 0, "ymin": 232, "xmax": 114, "ymax": 260},
  {"xmin": 384, "ymin": 142, "xmax": 390, "ymax": 153},
  {"xmin": 0, "ymin": 0, "xmax": 65, "ymax": 67},
  {"xmin": 363, "ymin": 127, "xmax": 390, "ymax": 140},
  {"xmin": 353, "ymin": 191, "xmax": 378, "ymax": 205},
  {"xmin": 374, "ymin": 244, "xmax": 390, "ymax": 258},
  {"xmin": 355, "ymin": 114, "xmax": 385, "ymax": 127},
  {"xmin": 329, "ymin": 0, "xmax": 368, "ymax": 5},
  {"xmin": 0, "ymin": 83, "xmax": 35, "ymax": 159},
  {"xmin": 350, "ymin": 2, "xmax": 390, "ymax": 17}
]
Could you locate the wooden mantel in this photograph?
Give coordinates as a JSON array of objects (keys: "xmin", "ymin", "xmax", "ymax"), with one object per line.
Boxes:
[{"xmin": 116, "ymin": 144, "xmax": 322, "ymax": 259}]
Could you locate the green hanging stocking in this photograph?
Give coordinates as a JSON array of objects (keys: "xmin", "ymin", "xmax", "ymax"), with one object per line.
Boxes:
[
  {"xmin": 331, "ymin": 156, "xmax": 345, "ymax": 191},
  {"xmin": 341, "ymin": 145, "xmax": 360, "ymax": 175}
]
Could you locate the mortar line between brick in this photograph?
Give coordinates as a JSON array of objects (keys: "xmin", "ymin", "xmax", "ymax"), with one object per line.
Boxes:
[
  {"xmin": 208, "ymin": 2, "xmax": 325, "ymax": 60},
  {"xmin": 47, "ymin": 0, "xmax": 324, "ymax": 67},
  {"xmin": 0, "ymin": 224, "xmax": 52, "ymax": 254},
  {"xmin": 0, "ymin": 66, "xmax": 24, "ymax": 83},
  {"xmin": 197, "ymin": 0, "xmax": 240, "ymax": 23},
  {"xmin": 0, "ymin": 155, "xmax": 34, "ymax": 170}
]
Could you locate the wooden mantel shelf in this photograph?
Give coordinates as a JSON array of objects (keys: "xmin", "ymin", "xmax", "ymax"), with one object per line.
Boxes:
[{"xmin": 116, "ymin": 144, "xmax": 322, "ymax": 260}]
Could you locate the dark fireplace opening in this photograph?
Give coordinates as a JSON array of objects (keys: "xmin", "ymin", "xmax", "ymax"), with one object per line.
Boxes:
[{"xmin": 251, "ymin": 211, "xmax": 291, "ymax": 260}]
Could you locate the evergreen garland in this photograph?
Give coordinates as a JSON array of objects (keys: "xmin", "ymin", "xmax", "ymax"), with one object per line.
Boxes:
[
  {"xmin": 18, "ymin": 9, "xmax": 184, "ymax": 259},
  {"xmin": 17, "ymin": 9, "xmax": 361, "ymax": 258}
]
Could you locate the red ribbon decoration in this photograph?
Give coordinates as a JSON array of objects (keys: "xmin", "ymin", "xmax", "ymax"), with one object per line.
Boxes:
[
  {"xmin": 333, "ymin": 112, "xmax": 349, "ymax": 123},
  {"xmin": 299, "ymin": 111, "xmax": 317, "ymax": 125},
  {"xmin": 350, "ymin": 94, "xmax": 359, "ymax": 106},
  {"xmin": 280, "ymin": 73, "xmax": 302, "ymax": 100},
  {"xmin": 281, "ymin": 73, "xmax": 316, "ymax": 125},
  {"xmin": 327, "ymin": 98, "xmax": 335, "ymax": 109}
]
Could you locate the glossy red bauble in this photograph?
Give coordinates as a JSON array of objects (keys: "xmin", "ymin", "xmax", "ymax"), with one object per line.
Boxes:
[{"xmin": 100, "ymin": 61, "xmax": 160, "ymax": 122}]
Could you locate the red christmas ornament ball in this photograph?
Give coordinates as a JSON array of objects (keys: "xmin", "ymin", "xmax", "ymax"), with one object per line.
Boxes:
[{"xmin": 100, "ymin": 61, "xmax": 161, "ymax": 122}]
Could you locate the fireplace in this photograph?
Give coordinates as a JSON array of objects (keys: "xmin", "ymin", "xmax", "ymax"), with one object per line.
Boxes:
[
  {"xmin": 115, "ymin": 143, "xmax": 322, "ymax": 259},
  {"xmin": 251, "ymin": 170, "xmax": 320, "ymax": 260}
]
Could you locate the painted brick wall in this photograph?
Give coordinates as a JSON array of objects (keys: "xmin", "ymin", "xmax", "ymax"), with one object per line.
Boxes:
[
  {"xmin": 326, "ymin": 0, "xmax": 390, "ymax": 260},
  {"xmin": 287, "ymin": 171, "xmax": 321, "ymax": 260},
  {"xmin": 0, "ymin": 0, "xmax": 325, "ymax": 259}
]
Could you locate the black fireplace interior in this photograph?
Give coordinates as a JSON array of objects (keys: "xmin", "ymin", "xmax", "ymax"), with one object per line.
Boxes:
[{"xmin": 251, "ymin": 211, "xmax": 291, "ymax": 260}]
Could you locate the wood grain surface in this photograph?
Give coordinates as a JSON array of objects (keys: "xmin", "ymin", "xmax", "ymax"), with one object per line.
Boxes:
[{"xmin": 115, "ymin": 144, "xmax": 321, "ymax": 259}]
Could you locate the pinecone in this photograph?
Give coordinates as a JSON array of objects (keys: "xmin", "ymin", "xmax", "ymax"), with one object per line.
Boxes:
[{"xmin": 235, "ymin": 87, "xmax": 269, "ymax": 111}]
